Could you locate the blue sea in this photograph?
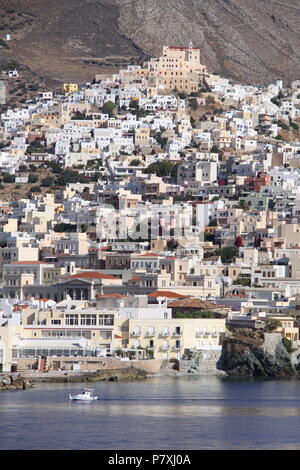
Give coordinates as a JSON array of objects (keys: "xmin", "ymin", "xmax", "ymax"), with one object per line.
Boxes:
[{"xmin": 1, "ymin": 375, "xmax": 300, "ymax": 450}]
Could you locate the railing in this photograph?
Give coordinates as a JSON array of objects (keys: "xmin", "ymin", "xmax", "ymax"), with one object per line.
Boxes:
[
  {"xmin": 160, "ymin": 331, "xmax": 170, "ymax": 337},
  {"xmin": 145, "ymin": 330, "xmax": 156, "ymax": 337},
  {"xmin": 131, "ymin": 331, "xmax": 141, "ymax": 337},
  {"xmin": 172, "ymin": 330, "xmax": 183, "ymax": 337}
]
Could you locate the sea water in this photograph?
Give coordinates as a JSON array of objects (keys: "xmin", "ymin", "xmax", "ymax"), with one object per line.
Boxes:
[{"xmin": 1, "ymin": 375, "xmax": 300, "ymax": 450}]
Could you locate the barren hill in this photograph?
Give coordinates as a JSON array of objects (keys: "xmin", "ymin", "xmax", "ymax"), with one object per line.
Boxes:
[{"xmin": 0, "ymin": 0, "xmax": 300, "ymax": 86}]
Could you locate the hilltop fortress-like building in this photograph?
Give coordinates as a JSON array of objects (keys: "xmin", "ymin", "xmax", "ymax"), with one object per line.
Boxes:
[{"xmin": 147, "ymin": 43, "xmax": 208, "ymax": 94}]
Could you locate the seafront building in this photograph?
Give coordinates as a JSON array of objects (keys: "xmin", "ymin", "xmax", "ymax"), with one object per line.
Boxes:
[{"xmin": 0, "ymin": 45, "xmax": 300, "ymax": 372}]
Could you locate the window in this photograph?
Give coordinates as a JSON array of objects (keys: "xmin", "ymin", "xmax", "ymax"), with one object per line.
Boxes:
[
  {"xmin": 99, "ymin": 331, "xmax": 112, "ymax": 340},
  {"xmin": 65, "ymin": 314, "xmax": 78, "ymax": 326},
  {"xmin": 99, "ymin": 315, "xmax": 114, "ymax": 326},
  {"xmin": 80, "ymin": 314, "xmax": 96, "ymax": 326}
]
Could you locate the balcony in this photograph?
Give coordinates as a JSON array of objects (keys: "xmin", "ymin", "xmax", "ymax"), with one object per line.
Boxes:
[
  {"xmin": 145, "ymin": 329, "xmax": 156, "ymax": 337},
  {"xmin": 172, "ymin": 330, "xmax": 183, "ymax": 337},
  {"xmin": 160, "ymin": 330, "xmax": 170, "ymax": 337},
  {"xmin": 131, "ymin": 330, "xmax": 141, "ymax": 337},
  {"xmin": 160, "ymin": 344, "xmax": 169, "ymax": 351}
]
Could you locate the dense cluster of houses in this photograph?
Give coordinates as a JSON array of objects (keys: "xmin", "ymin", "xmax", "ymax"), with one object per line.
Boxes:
[{"xmin": 0, "ymin": 44, "xmax": 300, "ymax": 372}]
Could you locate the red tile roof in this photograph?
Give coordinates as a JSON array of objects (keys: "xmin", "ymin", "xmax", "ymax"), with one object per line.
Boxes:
[
  {"xmin": 11, "ymin": 261, "xmax": 48, "ymax": 265},
  {"xmin": 13, "ymin": 305, "xmax": 30, "ymax": 311},
  {"xmin": 168, "ymin": 298, "xmax": 218, "ymax": 309}
]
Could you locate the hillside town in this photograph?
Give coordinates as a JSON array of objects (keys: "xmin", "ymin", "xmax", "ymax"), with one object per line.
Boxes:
[{"xmin": 1, "ymin": 43, "xmax": 300, "ymax": 375}]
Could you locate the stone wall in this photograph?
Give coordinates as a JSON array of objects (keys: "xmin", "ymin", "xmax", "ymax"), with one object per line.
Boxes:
[
  {"xmin": 18, "ymin": 358, "xmax": 165, "ymax": 383},
  {"xmin": 16, "ymin": 356, "xmax": 164, "ymax": 374}
]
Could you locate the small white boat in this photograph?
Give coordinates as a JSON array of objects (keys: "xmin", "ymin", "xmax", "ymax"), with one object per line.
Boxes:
[{"xmin": 69, "ymin": 388, "xmax": 98, "ymax": 401}]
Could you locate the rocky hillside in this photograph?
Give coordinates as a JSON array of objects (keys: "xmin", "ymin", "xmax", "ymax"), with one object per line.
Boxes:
[
  {"xmin": 217, "ymin": 329, "xmax": 297, "ymax": 377},
  {"xmin": 0, "ymin": 0, "xmax": 300, "ymax": 86}
]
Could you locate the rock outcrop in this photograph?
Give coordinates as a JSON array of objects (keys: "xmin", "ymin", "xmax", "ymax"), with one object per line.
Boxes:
[
  {"xmin": 217, "ymin": 329, "xmax": 297, "ymax": 377},
  {"xmin": 0, "ymin": 374, "xmax": 34, "ymax": 391}
]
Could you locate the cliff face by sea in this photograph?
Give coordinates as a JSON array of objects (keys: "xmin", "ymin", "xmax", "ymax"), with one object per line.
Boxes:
[{"xmin": 217, "ymin": 329, "xmax": 297, "ymax": 377}]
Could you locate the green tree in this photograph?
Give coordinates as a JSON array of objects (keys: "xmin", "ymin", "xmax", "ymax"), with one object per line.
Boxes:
[
  {"xmin": 28, "ymin": 174, "xmax": 38, "ymax": 184},
  {"xmin": 41, "ymin": 176, "xmax": 55, "ymax": 187},
  {"xmin": 129, "ymin": 159, "xmax": 142, "ymax": 166},
  {"xmin": 264, "ymin": 319, "xmax": 282, "ymax": 332},
  {"xmin": 30, "ymin": 186, "xmax": 41, "ymax": 193},
  {"xmin": 54, "ymin": 223, "xmax": 77, "ymax": 232},
  {"xmin": 277, "ymin": 120, "xmax": 289, "ymax": 131},
  {"xmin": 282, "ymin": 337, "xmax": 294, "ymax": 353},
  {"xmin": 2, "ymin": 173, "xmax": 15, "ymax": 183},
  {"xmin": 208, "ymin": 219, "xmax": 218, "ymax": 226},
  {"xmin": 19, "ymin": 164, "xmax": 28, "ymax": 172},
  {"xmin": 55, "ymin": 170, "xmax": 86, "ymax": 186},
  {"xmin": 189, "ymin": 98, "xmax": 199, "ymax": 111},
  {"xmin": 80, "ymin": 224, "xmax": 88, "ymax": 233},
  {"xmin": 129, "ymin": 98, "xmax": 139, "ymax": 109},
  {"xmin": 26, "ymin": 140, "xmax": 46, "ymax": 155},
  {"xmin": 233, "ymin": 278, "xmax": 251, "ymax": 286},
  {"xmin": 44, "ymin": 162, "xmax": 62, "ymax": 173},
  {"xmin": 215, "ymin": 247, "xmax": 239, "ymax": 263},
  {"xmin": 145, "ymin": 161, "xmax": 179, "ymax": 178},
  {"xmin": 102, "ymin": 101, "xmax": 116, "ymax": 117}
]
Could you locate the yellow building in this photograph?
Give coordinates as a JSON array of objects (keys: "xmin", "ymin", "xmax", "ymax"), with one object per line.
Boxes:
[
  {"xmin": 63, "ymin": 83, "xmax": 78, "ymax": 95},
  {"xmin": 115, "ymin": 317, "xmax": 225, "ymax": 360},
  {"xmin": 268, "ymin": 316, "xmax": 299, "ymax": 342}
]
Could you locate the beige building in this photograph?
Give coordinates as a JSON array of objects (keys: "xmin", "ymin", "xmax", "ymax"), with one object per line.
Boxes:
[
  {"xmin": 2, "ymin": 261, "xmax": 64, "ymax": 298},
  {"xmin": 275, "ymin": 222, "xmax": 300, "ymax": 248},
  {"xmin": 134, "ymin": 127, "xmax": 151, "ymax": 147},
  {"xmin": 115, "ymin": 317, "xmax": 225, "ymax": 360},
  {"xmin": 268, "ymin": 316, "xmax": 299, "ymax": 342},
  {"xmin": 148, "ymin": 44, "xmax": 207, "ymax": 94},
  {"xmin": 0, "ymin": 240, "xmax": 39, "ymax": 273},
  {"xmin": 0, "ymin": 307, "xmax": 115, "ymax": 372}
]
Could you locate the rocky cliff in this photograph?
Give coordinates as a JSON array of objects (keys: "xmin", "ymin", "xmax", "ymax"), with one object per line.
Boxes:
[
  {"xmin": 1, "ymin": 0, "xmax": 300, "ymax": 86},
  {"xmin": 217, "ymin": 329, "xmax": 297, "ymax": 377}
]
